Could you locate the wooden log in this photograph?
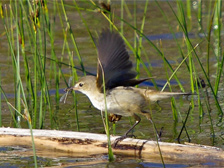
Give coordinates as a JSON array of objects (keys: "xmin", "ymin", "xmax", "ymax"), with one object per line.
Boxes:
[{"xmin": 0, "ymin": 127, "xmax": 224, "ymax": 164}]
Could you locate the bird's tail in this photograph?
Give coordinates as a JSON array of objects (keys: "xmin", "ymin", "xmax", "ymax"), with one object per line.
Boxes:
[{"xmin": 143, "ymin": 89, "xmax": 191, "ymax": 102}]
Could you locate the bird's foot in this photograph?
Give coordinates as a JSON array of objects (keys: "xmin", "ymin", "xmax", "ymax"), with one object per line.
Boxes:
[
  {"xmin": 112, "ymin": 134, "xmax": 136, "ymax": 148},
  {"xmin": 112, "ymin": 135, "xmax": 127, "ymax": 148},
  {"xmin": 157, "ymin": 127, "xmax": 164, "ymax": 141}
]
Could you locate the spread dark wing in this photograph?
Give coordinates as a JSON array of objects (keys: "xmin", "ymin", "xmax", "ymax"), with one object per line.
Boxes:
[{"xmin": 96, "ymin": 30, "xmax": 145, "ymax": 92}]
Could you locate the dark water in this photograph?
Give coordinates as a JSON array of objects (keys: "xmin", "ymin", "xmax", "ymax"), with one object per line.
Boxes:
[
  {"xmin": 0, "ymin": 1, "xmax": 224, "ymax": 167},
  {"xmin": 0, "ymin": 146, "xmax": 221, "ymax": 168}
]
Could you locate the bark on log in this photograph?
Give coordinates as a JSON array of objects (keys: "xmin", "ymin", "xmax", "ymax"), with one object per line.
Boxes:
[{"xmin": 0, "ymin": 127, "xmax": 223, "ymax": 164}]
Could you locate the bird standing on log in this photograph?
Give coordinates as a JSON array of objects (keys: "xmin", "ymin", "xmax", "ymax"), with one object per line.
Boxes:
[{"xmin": 70, "ymin": 30, "xmax": 190, "ymax": 144}]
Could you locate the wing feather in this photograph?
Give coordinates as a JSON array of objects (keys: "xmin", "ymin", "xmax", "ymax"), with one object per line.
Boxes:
[{"xmin": 96, "ymin": 30, "xmax": 145, "ymax": 92}]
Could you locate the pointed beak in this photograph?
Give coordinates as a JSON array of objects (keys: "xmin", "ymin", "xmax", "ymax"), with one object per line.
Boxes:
[
  {"xmin": 71, "ymin": 83, "xmax": 79, "ymax": 91},
  {"xmin": 72, "ymin": 85, "xmax": 78, "ymax": 91}
]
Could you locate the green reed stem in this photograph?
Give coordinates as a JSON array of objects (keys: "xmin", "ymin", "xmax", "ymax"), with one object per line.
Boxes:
[
  {"xmin": 42, "ymin": 1, "xmax": 58, "ymax": 128},
  {"xmin": 24, "ymin": 0, "xmax": 38, "ymax": 128},
  {"xmin": 133, "ymin": 0, "xmax": 139, "ymax": 78},
  {"xmin": 213, "ymin": 0, "xmax": 222, "ymax": 95},
  {"xmin": 19, "ymin": 0, "xmax": 53, "ymax": 129},
  {"xmin": 160, "ymin": 40, "xmax": 178, "ymax": 122},
  {"xmin": 0, "ymin": 75, "xmax": 18, "ymax": 124},
  {"xmin": 168, "ymin": 1, "xmax": 223, "ymax": 117},
  {"xmin": 42, "ymin": 2, "xmax": 54, "ymax": 129},
  {"xmin": 60, "ymin": 0, "xmax": 86, "ymax": 75},
  {"xmin": 28, "ymin": 122, "xmax": 38, "ymax": 168},
  {"xmin": 177, "ymin": 104, "xmax": 192, "ymax": 143},
  {"xmin": 194, "ymin": 76, "xmax": 203, "ymax": 131},
  {"xmin": 155, "ymin": 0, "xmax": 190, "ymax": 73},
  {"xmin": 11, "ymin": 1, "xmax": 21, "ymax": 127},
  {"xmin": 37, "ymin": 3, "xmax": 45, "ymax": 127},
  {"xmin": 8, "ymin": 102, "xmax": 38, "ymax": 168},
  {"xmin": 98, "ymin": 59, "xmax": 114, "ymax": 162},
  {"xmin": 204, "ymin": 88, "xmax": 215, "ymax": 145},
  {"xmin": 99, "ymin": 2, "xmax": 114, "ymax": 161},
  {"xmin": 206, "ymin": 3, "xmax": 214, "ymax": 79},
  {"xmin": 56, "ymin": 0, "xmax": 80, "ymax": 131},
  {"xmin": 19, "ymin": 1, "xmax": 34, "ymax": 104},
  {"xmin": 73, "ymin": 0, "xmax": 95, "ymax": 50},
  {"xmin": 3, "ymin": 2, "xmax": 37, "ymax": 164},
  {"xmin": 161, "ymin": 42, "xmax": 201, "ymax": 91},
  {"xmin": 34, "ymin": 25, "xmax": 38, "ymax": 129},
  {"xmin": 0, "ymin": 69, "xmax": 1, "ymax": 127},
  {"xmin": 176, "ymin": 1, "xmax": 195, "ymax": 93},
  {"xmin": 197, "ymin": 0, "xmax": 202, "ymax": 31},
  {"xmin": 186, "ymin": 0, "xmax": 192, "ymax": 31},
  {"xmin": 215, "ymin": 52, "xmax": 224, "ymax": 96},
  {"xmin": 197, "ymin": 58, "xmax": 223, "ymax": 117},
  {"xmin": 135, "ymin": 0, "xmax": 149, "ymax": 80},
  {"xmin": 121, "ymin": 0, "xmax": 124, "ymax": 34},
  {"xmin": 149, "ymin": 107, "xmax": 165, "ymax": 167},
  {"xmin": 37, "ymin": 28, "xmax": 44, "ymax": 128},
  {"xmin": 138, "ymin": 9, "xmax": 159, "ymax": 89}
]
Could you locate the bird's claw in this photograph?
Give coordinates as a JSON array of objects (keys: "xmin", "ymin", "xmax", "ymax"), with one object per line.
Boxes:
[
  {"xmin": 113, "ymin": 136, "xmax": 127, "ymax": 148},
  {"xmin": 112, "ymin": 134, "xmax": 136, "ymax": 148}
]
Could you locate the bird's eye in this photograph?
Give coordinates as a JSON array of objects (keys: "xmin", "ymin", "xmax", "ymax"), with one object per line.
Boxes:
[{"xmin": 79, "ymin": 83, "xmax": 83, "ymax": 87}]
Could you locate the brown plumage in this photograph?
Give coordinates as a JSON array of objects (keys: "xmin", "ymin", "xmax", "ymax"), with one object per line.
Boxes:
[{"xmin": 72, "ymin": 30, "xmax": 190, "ymax": 145}]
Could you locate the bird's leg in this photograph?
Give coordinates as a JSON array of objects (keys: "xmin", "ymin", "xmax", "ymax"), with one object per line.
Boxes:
[
  {"xmin": 142, "ymin": 111, "xmax": 161, "ymax": 141},
  {"xmin": 113, "ymin": 114, "xmax": 141, "ymax": 148},
  {"xmin": 123, "ymin": 114, "xmax": 141, "ymax": 137}
]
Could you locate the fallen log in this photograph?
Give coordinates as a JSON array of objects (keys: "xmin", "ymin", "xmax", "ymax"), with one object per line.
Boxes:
[{"xmin": 0, "ymin": 127, "xmax": 223, "ymax": 164}]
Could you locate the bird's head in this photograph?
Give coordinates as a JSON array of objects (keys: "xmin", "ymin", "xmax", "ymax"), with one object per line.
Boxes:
[{"xmin": 72, "ymin": 76, "xmax": 97, "ymax": 96}]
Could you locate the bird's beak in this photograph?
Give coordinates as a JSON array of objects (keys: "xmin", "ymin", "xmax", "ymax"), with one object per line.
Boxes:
[
  {"xmin": 71, "ymin": 84, "xmax": 79, "ymax": 91},
  {"xmin": 70, "ymin": 86, "xmax": 78, "ymax": 90}
]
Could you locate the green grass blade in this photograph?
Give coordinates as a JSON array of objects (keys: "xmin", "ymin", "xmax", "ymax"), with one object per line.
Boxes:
[
  {"xmin": 60, "ymin": 0, "xmax": 86, "ymax": 75},
  {"xmin": 0, "ymin": 69, "xmax": 1, "ymax": 127},
  {"xmin": 98, "ymin": 59, "xmax": 114, "ymax": 162}
]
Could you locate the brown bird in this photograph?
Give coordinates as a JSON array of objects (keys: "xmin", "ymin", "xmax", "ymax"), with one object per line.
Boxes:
[{"xmin": 71, "ymin": 30, "xmax": 190, "ymax": 144}]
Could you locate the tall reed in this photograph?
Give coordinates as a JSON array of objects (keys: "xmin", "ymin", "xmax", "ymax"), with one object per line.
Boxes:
[
  {"xmin": 0, "ymin": 69, "xmax": 1, "ymax": 127},
  {"xmin": 1, "ymin": 1, "xmax": 38, "ymax": 165},
  {"xmin": 169, "ymin": 0, "xmax": 223, "ymax": 139},
  {"xmin": 213, "ymin": 0, "xmax": 223, "ymax": 96}
]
